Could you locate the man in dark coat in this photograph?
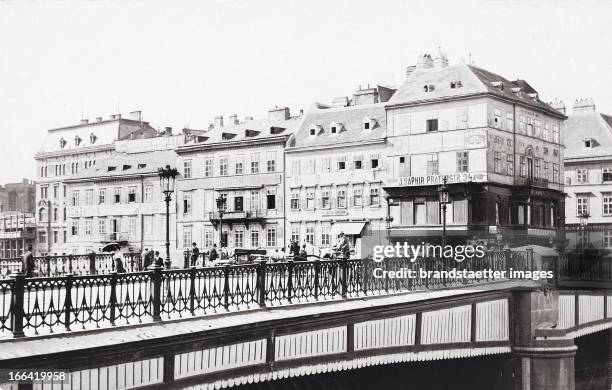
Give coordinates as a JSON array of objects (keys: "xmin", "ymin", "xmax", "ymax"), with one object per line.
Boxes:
[
  {"xmin": 209, "ymin": 244, "xmax": 218, "ymax": 262},
  {"xmin": 22, "ymin": 245, "xmax": 34, "ymax": 277},
  {"xmin": 191, "ymin": 242, "xmax": 200, "ymax": 266}
]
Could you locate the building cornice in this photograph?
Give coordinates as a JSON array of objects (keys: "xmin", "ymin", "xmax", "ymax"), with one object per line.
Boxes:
[
  {"xmin": 64, "ymin": 171, "xmax": 158, "ymax": 184},
  {"xmin": 286, "ymin": 138, "xmax": 386, "ymax": 153},
  {"xmin": 176, "ymin": 135, "xmax": 289, "ymax": 155},
  {"xmin": 34, "ymin": 144, "xmax": 115, "ymax": 160},
  {"xmin": 386, "ymin": 92, "xmax": 567, "ymax": 120}
]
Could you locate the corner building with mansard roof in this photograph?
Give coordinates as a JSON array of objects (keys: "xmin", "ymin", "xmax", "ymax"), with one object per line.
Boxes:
[{"xmin": 383, "ymin": 52, "xmax": 566, "ymax": 247}]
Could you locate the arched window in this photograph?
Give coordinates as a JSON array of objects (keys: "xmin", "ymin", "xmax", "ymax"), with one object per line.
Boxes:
[{"xmin": 39, "ymin": 208, "xmax": 48, "ymax": 222}]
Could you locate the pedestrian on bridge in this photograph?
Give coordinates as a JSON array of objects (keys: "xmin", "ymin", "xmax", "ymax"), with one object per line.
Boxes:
[
  {"xmin": 191, "ymin": 242, "xmax": 200, "ymax": 266},
  {"xmin": 22, "ymin": 245, "xmax": 34, "ymax": 277}
]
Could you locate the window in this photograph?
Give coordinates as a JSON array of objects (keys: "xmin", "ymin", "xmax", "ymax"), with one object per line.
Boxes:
[
  {"xmin": 363, "ymin": 121, "xmax": 370, "ymax": 130},
  {"xmin": 371, "ymin": 155, "xmax": 379, "ymax": 169},
  {"xmin": 577, "ymin": 196, "xmax": 589, "ymax": 216},
  {"xmin": 426, "ymin": 119, "xmax": 438, "ymax": 132},
  {"xmin": 494, "ymin": 152, "xmax": 502, "ymax": 173},
  {"xmin": 71, "ymin": 219, "xmax": 79, "ymax": 236},
  {"xmin": 85, "ymin": 219, "xmax": 92, "ymax": 236},
  {"xmin": 266, "ymin": 194, "xmax": 276, "ymax": 210},
  {"xmin": 553, "ymin": 126, "xmax": 559, "ymax": 143},
  {"xmin": 450, "ymin": 81, "xmax": 462, "ymax": 88},
  {"xmin": 305, "ymin": 226, "xmax": 314, "ymax": 245},
  {"xmin": 331, "ymin": 126, "xmax": 337, "ymax": 134},
  {"xmin": 457, "ymin": 151, "xmax": 469, "ymax": 173},
  {"xmin": 183, "ymin": 226, "xmax": 192, "ymax": 248},
  {"xmin": 114, "ymin": 188, "xmax": 121, "ymax": 204},
  {"xmin": 99, "ymin": 188, "xmax": 106, "ymax": 205},
  {"xmin": 63, "ymin": 185, "xmax": 67, "ymax": 198},
  {"xmin": 83, "ymin": 189, "xmax": 92, "ymax": 205},
  {"xmin": 235, "ymin": 229, "xmax": 244, "ymax": 248},
  {"xmin": 354, "ymin": 158, "xmax": 362, "ymax": 170},
  {"xmin": 338, "ymin": 159, "xmax": 346, "ymax": 170},
  {"xmin": 321, "ymin": 189, "xmax": 330, "ymax": 209},
  {"xmin": 266, "ymin": 227, "xmax": 276, "ymax": 247},
  {"xmin": 251, "ymin": 159, "xmax": 259, "ymax": 174},
  {"xmin": 183, "ymin": 160, "xmax": 192, "ymax": 179},
  {"xmin": 40, "ymin": 186, "xmax": 48, "ymax": 199},
  {"xmin": 605, "ymin": 230, "xmax": 612, "ymax": 248},
  {"xmin": 234, "ymin": 196, "xmax": 243, "ymax": 212},
  {"xmin": 235, "ymin": 161, "xmax": 243, "ymax": 175},
  {"xmin": 53, "ymin": 230, "xmax": 58, "ymax": 244},
  {"xmin": 291, "ymin": 192, "xmax": 300, "ymax": 210},
  {"xmin": 204, "ymin": 158, "xmax": 213, "ymax": 177},
  {"xmin": 337, "ymin": 188, "xmax": 346, "ymax": 208},
  {"xmin": 39, "ymin": 208, "xmax": 48, "ymax": 222},
  {"xmin": 544, "ymin": 162, "xmax": 549, "ymax": 180},
  {"xmin": 535, "ymin": 159, "xmax": 541, "ymax": 178},
  {"xmin": 427, "ymin": 154, "xmax": 439, "ymax": 175},
  {"xmin": 38, "ymin": 230, "xmax": 47, "ymax": 245},
  {"xmin": 306, "ymin": 159, "xmax": 316, "ymax": 174},
  {"xmin": 576, "ymin": 169, "xmax": 588, "ymax": 184},
  {"xmin": 71, "ymin": 190, "xmax": 79, "ymax": 206},
  {"xmin": 507, "ymin": 154, "xmax": 514, "ymax": 176},
  {"xmin": 370, "ymin": 187, "xmax": 380, "ymax": 205},
  {"xmin": 306, "ymin": 191, "xmax": 315, "ymax": 209},
  {"xmin": 143, "ymin": 215, "xmax": 153, "ymax": 238},
  {"xmin": 267, "ymin": 159, "xmax": 275, "ymax": 172},
  {"xmin": 98, "ymin": 218, "xmax": 106, "ymax": 235},
  {"xmin": 291, "ymin": 161, "xmax": 301, "ymax": 176},
  {"xmin": 53, "ymin": 184, "xmax": 58, "ymax": 199},
  {"xmin": 322, "ymin": 158, "xmax": 331, "ymax": 172},
  {"xmin": 128, "ymin": 187, "xmax": 137, "ymax": 203},
  {"xmin": 604, "ymin": 168, "xmax": 612, "ymax": 182},
  {"xmin": 527, "ymin": 123, "xmax": 534, "ymax": 137},
  {"xmin": 53, "ymin": 208, "xmax": 58, "ymax": 221},
  {"xmin": 520, "ymin": 156, "xmax": 527, "ymax": 177},
  {"xmin": 553, "ymin": 164, "xmax": 560, "ymax": 183},
  {"xmin": 310, "ymin": 127, "xmax": 316, "ymax": 136},
  {"xmin": 290, "ymin": 225, "xmax": 300, "ymax": 243},
  {"xmin": 321, "ymin": 225, "xmax": 331, "ymax": 246},
  {"xmin": 183, "ymin": 193, "xmax": 192, "ymax": 214},
  {"xmin": 205, "ymin": 228, "xmax": 214, "ymax": 248},
  {"xmin": 144, "ymin": 185, "xmax": 153, "ymax": 202},
  {"xmin": 63, "ymin": 230, "xmax": 67, "ymax": 243},
  {"xmin": 251, "ymin": 191, "xmax": 259, "ymax": 211},
  {"xmin": 353, "ymin": 187, "xmax": 363, "ymax": 207},
  {"xmin": 493, "ymin": 109, "xmax": 501, "ymax": 128},
  {"xmin": 600, "ymin": 194, "xmax": 612, "ymax": 217},
  {"xmin": 220, "ymin": 157, "xmax": 228, "ymax": 176},
  {"xmin": 251, "ymin": 230, "xmax": 259, "ymax": 248}
]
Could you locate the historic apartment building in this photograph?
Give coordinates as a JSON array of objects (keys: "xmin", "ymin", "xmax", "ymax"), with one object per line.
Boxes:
[
  {"xmin": 285, "ymin": 86, "xmax": 394, "ymax": 257},
  {"xmin": 563, "ymin": 98, "xmax": 612, "ymax": 249},
  {"xmin": 383, "ymin": 52, "xmax": 566, "ymax": 247},
  {"xmin": 175, "ymin": 108, "xmax": 303, "ymax": 255},
  {"xmin": 34, "ymin": 111, "xmax": 158, "ymax": 255},
  {"xmin": 63, "ymin": 148, "xmax": 179, "ymax": 255},
  {"xmin": 0, "ymin": 180, "xmax": 36, "ymax": 258}
]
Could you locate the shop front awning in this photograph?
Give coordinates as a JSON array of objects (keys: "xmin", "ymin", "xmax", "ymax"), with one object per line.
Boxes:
[{"xmin": 331, "ymin": 222, "xmax": 367, "ymax": 236}]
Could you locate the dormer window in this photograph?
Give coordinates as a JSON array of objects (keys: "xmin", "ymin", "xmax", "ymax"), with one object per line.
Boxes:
[
  {"xmin": 330, "ymin": 122, "xmax": 343, "ymax": 134},
  {"xmin": 491, "ymin": 81, "xmax": 504, "ymax": 91},
  {"xmin": 123, "ymin": 164, "xmax": 132, "ymax": 171},
  {"xmin": 423, "ymin": 84, "xmax": 435, "ymax": 92},
  {"xmin": 363, "ymin": 118, "xmax": 376, "ymax": 130},
  {"xmin": 450, "ymin": 81, "xmax": 463, "ymax": 89},
  {"xmin": 309, "ymin": 124, "xmax": 322, "ymax": 136},
  {"xmin": 89, "ymin": 133, "xmax": 97, "ymax": 144},
  {"xmin": 137, "ymin": 163, "xmax": 147, "ymax": 169},
  {"xmin": 584, "ymin": 138, "xmax": 596, "ymax": 148},
  {"xmin": 222, "ymin": 132, "xmax": 236, "ymax": 140},
  {"xmin": 74, "ymin": 135, "xmax": 82, "ymax": 146},
  {"xmin": 59, "ymin": 138, "xmax": 67, "ymax": 148},
  {"xmin": 108, "ymin": 166, "xmax": 116, "ymax": 172},
  {"xmin": 245, "ymin": 129, "xmax": 260, "ymax": 138}
]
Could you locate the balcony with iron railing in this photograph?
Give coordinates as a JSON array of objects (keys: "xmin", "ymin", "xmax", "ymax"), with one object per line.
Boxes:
[
  {"xmin": 515, "ymin": 176, "xmax": 550, "ymax": 188},
  {"xmin": 208, "ymin": 209, "xmax": 267, "ymax": 228}
]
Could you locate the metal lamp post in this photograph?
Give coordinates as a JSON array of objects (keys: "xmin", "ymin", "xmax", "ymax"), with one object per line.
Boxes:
[
  {"xmin": 158, "ymin": 165, "xmax": 178, "ymax": 267},
  {"xmin": 216, "ymin": 194, "xmax": 227, "ymax": 248},
  {"xmin": 578, "ymin": 212, "xmax": 590, "ymax": 248},
  {"xmin": 438, "ymin": 177, "xmax": 449, "ymax": 248}
]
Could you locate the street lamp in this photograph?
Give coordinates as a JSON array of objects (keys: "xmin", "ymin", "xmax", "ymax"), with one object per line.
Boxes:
[
  {"xmin": 438, "ymin": 177, "xmax": 449, "ymax": 249},
  {"xmin": 216, "ymin": 194, "xmax": 227, "ymax": 248},
  {"xmin": 578, "ymin": 212, "xmax": 590, "ymax": 249},
  {"xmin": 158, "ymin": 165, "xmax": 178, "ymax": 267}
]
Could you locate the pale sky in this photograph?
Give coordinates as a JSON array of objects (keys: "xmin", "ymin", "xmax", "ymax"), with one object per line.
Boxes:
[{"xmin": 1, "ymin": 0, "xmax": 611, "ymax": 184}]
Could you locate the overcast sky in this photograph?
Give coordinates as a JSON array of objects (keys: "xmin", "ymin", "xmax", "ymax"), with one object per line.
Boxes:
[{"xmin": 1, "ymin": 0, "xmax": 611, "ymax": 183}]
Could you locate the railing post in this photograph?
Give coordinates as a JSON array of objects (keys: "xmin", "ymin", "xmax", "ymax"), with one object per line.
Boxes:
[
  {"xmin": 257, "ymin": 260, "xmax": 267, "ymax": 308},
  {"xmin": 287, "ymin": 260, "xmax": 294, "ymax": 303},
  {"xmin": 183, "ymin": 251, "xmax": 189, "ymax": 269},
  {"xmin": 383, "ymin": 258, "xmax": 389, "ymax": 293},
  {"xmin": 314, "ymin": 259, "xmax": 320, "ymax": 300},
  {"xmin": 109, "ymin": 272, "xmax": 117, "ymax": 326},
  {"xmin": 341, "ymin": 259, "xmax": 348, "ymax": 298},
  {"xmin": 89, "ymin": 252, "xmax": 96, "ymax": 275},
  {"xmin": 189, "ymin": 266, "xmax": 196, "ymax": 316},
  {"xmin": 223, "ymin": 265, "xmax": 230, "ymax": 311},
  {"xmin": 45, "ymin": 255, "xmax": 51, "ymax": 277},
  {"xmin": 152, "ymin": 266, "xmax": 162, "ymax": 322},
  {"xmin": 64, "ymin": 274, "xmax": 72, "ymax": 331},
  {"xmin": 163, "ymin": 353, "xmax": 175, "ymax": 385},
  {"xmin": 11, "ymin": 272, "xmax": 25, "ymax": 338},
  {"xmin": 68, "ymin": 254, "xmax": 73, "ymax": 275}
]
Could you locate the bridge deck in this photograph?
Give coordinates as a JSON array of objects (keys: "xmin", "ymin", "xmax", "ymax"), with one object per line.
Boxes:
[{"xmin": 0, "ymin": 280, "xmax": 532, "ymax": 363}]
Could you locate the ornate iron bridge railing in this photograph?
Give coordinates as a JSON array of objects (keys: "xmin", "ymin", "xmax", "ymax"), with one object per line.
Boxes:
[
  {"xmin": 0, "ymin": 252, "xmax": 143, "ymax": 278},
  {"xmin": 0, "ymin": 251, "xmax": 537, "ymax": 338}
]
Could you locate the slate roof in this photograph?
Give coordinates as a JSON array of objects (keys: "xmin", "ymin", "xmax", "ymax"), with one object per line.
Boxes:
[
  {"xmin": 387, "ymin": 63, "xmax": 564, "ymax": 118},
  {"xmin": 65, "ymin": 150, "xmax": 177, "ymax": 181},
  {"xmin": 563, "ymin": 112, "xmax": 612, "ymax": 160},
  {"xmin": 287, "ymin": 103, "xmax": 386, "ymax": 150}
]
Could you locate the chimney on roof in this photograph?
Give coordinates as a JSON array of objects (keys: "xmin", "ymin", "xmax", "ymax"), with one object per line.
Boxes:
[
  {"xmin": 228, "ymin": 114, "xmax": 239, "ymax": 125},
  {"xmin": 551, "ymin": 99, "xmax": 566, "ymax": 115},
  {"xmin": 80, "ymin": 119, "xmax": 89, "ymax": 124},
  {"xmin": 164, "ymin": 126, "xmax": 172, "ymax": 136},
  {"xmin": 268, "ymin": 107, "xmax": 290, "ymax": 121},
  {"xmin": 433, "ymin": 48, "xmax": 449, "ymax": 68},
  {"xmin": 572, "ymin": 98, "xmax": 596, "ymax": 115},
  {"xmin": 96, "ymin": 117, "xmax": 102, "ymax": 122},
  {"xmin": 110, "ymin": 114, "xmax": 121, "ymax": 120},
  {"xmin": 416, "ymin": 53, "xmax": 433, "ymax": 69},
  {"xmin": 214, "ymin": 116, "xmax": 224, "ymax": 128},
  {"xmin": 128, "ymin": 111, "xmax": 142, "ymax": 122},
  {"xmin": 352, "ymin": 86, "xmax": 379, "ymax": 106}
]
